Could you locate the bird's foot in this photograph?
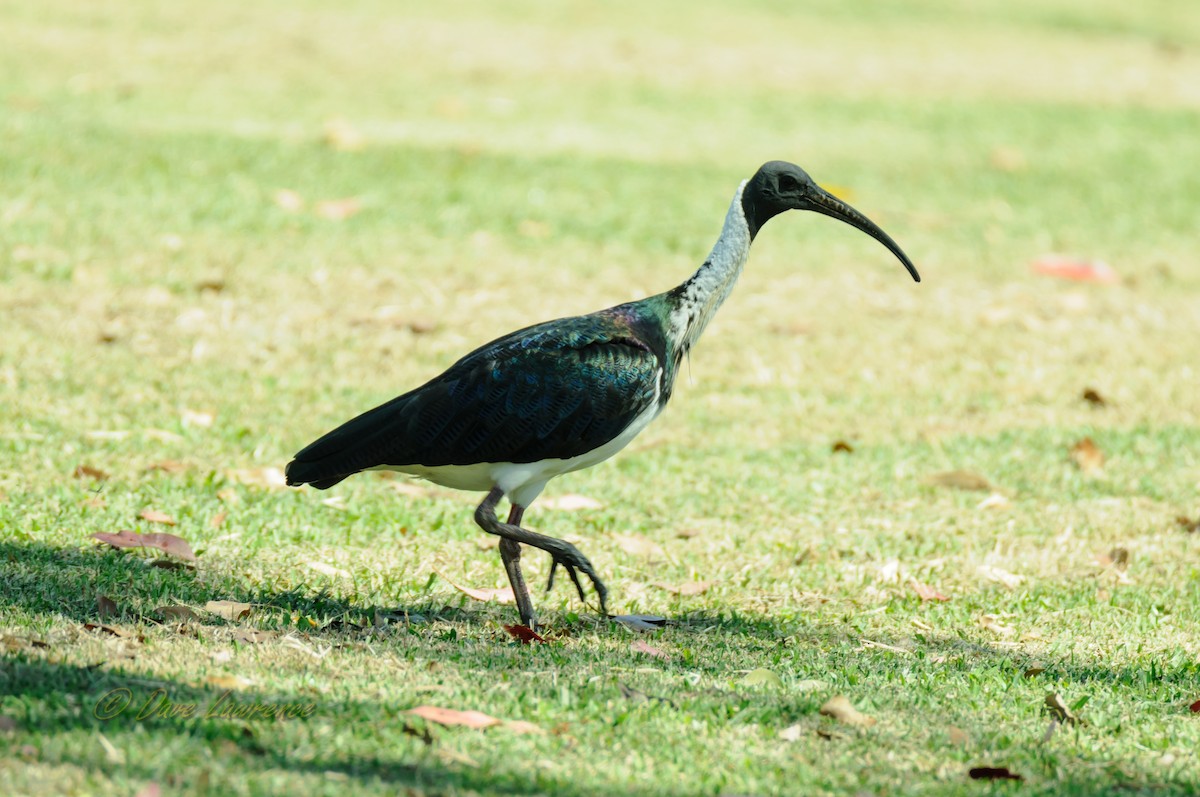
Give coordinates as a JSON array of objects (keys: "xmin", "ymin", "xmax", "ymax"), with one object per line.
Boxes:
[{"xmin": 544, "ymin": 540, "xmax": 609, "ymax": 618}]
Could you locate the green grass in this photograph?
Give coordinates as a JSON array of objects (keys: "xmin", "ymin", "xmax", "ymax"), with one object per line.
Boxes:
[{"xmin": 3, "ymin": 1, "xmax": 1200, "ymax": 795}]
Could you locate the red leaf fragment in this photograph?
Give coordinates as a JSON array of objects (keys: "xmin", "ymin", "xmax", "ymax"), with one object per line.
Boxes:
[
  {"xmin": 910, "ymin": 579, "xmax": 950, "ymax": 602},
  {"xmin": 503, "ymin": 624, "xmax": 546, "ymax": 644},
  {"xmin": 1031, "ymin": 255, "xmax": 1118, "ymax": 284},
  {"xmin": 969, "ymin": 766, "xmax": 1023, "ymax": 781},
  {"xmin": 1189, "ymin": 699, "xmax": 1200, "ymax": 713},
  {"xmin": 92, "ymin": 529, "xmax": 196, "ymax": 561}
]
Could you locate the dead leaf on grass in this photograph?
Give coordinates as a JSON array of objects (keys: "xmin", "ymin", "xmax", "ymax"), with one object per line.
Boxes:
[
  {"xmin": 1044, "ymin": 693, "xmax": 1087, "ymax": 726},
  {"xmin": 305, "ymin": 560, "xmax": 351, "ymax": 579},
  {"xmin": 651, "ymin": 581, "xmax": 712, "ymax": 596},
  {"xmin": 674, "ymin": 528, "xmax": 702, "ymax": 539},
  {"xmin": 611, "ymin": 614, "xmax": 667, "ymax": 632},
  {"xmin": 831, "ymin": 440, "xmax": 854, "ymax": 453},
  {"xmin": 230, "ymin": 629, "xmax": 275, "ymax": 645},
  {"xmin": 948, "ymin": 726, "xmax": 969, "ymax": 745},
  {"xmin": 156, "ymin": 605, "xmax": 199, "ymax": 622},
  {"xmin": 73, "ymin": 464, "xmax": 109, "ymax": 481},
  {"xmin": 138, "ymin": 509, "xmax": 176, "ymax": 526},
  {"xmin": 1082, "ymin": 387, "xmax": 1106, "ymax": 406},
  {"xmin": 778, "ymin": 723, "xmax": 804, "ymax": 742},
  {"xmin": 909, "ymin": 579, "xmax": 950, "ymax": 602},
  {"xmin": 614, "ymin": 533, "xmax": 666, "ymax": 559},
  {"xmin": 205, "ymin": 600, "xmax": 252, "ymax": 621},
  {"xmin": 630, "ymin": 640, "xmax": 670, "ymax": 661},
  {"xmin": 977, "ymin": 565, "xmax": 1024, "ymax": 590},
  {"xmin": 210, "ymin": 511, "xmax": 227, "ymax": 529},
  {"xmin": 1070, "ymin": 437, "xmax": 1105, "ymax": 475},
  {"xmin": 1189, "ymin": 699, "xmax": 1200, "ymax": 713},
  {"xmin": 1096, "ymin": 546, "xmax": 1130, "ymax": 571},
  {"xmin": 924, "ymin": 470, "xmax": 992, "ymax": 491},
  {"xmin": 1024, "ymin": 664, "xmax": 1047, "ymax": 678},
  {"xmin": 226, "ymin": 467, "xmax": 287, "ymax": 490},
  {"xmin": 819, "ymin": 695, "xmax": 876, "ymax": 727},
  {"xmin": 503, "ymin": 624, "xmax": 546, "ymax": 644},
  {"xmin": 83, "ymin": 622, "xmax": 134, "ymax": 639},
  {"xmin": 436, "ymin": 570, "xmax": 517, "ymax": 604},
  {"xmin": 1176, "ymin": 516, "xmax": 1199, "ymax": 534},
  {"xmin": 93, "ymin": 529, "xmax": 196, "ymax": 561},
  {"xmin": 97, "ymin": 594, "xmax": 119, "ymax": 619},
  {"xmin": 979, "ymin": 614, "xmax": 1015, "ymax": 638},
  {"xmin": 407, "ymin": 705, "xmax": 501, "ymax": 729},
  {"xmin": 969, "ymin": 766, "xmax": 1023, "ymax": 781},
  {"xmin": 540, "ymin": 493, "xmax": 603, "ymax": 511},
  {"xmin": 975, "ymin": 492, "xmax": 1010, "ymax": 511}
]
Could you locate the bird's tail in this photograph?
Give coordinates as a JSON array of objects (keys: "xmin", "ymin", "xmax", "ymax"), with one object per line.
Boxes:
[{"xmin": 285, "ymin": 393, "xmax": 415, "ymax": 490}]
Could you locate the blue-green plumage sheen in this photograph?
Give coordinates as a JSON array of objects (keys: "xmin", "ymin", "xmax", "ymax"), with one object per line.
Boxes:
[{"xmin": 285, "ymin": 161, "xmax": 919, "ymax": 627}]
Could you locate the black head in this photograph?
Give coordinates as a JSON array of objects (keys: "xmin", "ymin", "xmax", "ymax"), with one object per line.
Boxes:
[{"xmin": 741, "ymin": 160, "xmax": 920, "ymax": 282}]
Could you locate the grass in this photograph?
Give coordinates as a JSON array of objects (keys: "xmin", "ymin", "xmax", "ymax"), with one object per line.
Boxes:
[{"xmin": 2, "ymin": 0, "xmax": 1200, "ymax": 794}]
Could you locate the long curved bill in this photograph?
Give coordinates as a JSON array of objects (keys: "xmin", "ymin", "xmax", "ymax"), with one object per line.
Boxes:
[{"xmin": 807, "ymin": 188, "xmax": 921, "ymax": 282}]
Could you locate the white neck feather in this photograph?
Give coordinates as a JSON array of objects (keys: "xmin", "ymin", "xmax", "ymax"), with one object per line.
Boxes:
[{"xmin": 667, "ymin": 180, "xmax": 753, "ymax": 353}]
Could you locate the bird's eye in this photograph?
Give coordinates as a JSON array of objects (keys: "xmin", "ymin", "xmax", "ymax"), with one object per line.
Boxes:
[{"xmin": 777, "ymin": 174, "xmax": 801, "ymax": 193}]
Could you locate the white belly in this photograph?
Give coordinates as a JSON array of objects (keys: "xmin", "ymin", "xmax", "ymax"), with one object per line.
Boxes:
[{"xmin": 374, "ymin": 390, "xmax": 662, "ymax": 508}]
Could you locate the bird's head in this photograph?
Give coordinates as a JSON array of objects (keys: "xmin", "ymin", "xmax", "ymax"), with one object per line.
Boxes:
[{"xmin": 741, "ymin": 160, "xmax": 920, "ymax": 282}]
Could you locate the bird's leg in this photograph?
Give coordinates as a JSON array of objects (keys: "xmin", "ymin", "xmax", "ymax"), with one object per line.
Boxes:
[
  {"xmin": 498, "ymin": 505, "xmax": 537, "ymax": 629},
  {"xmin": 475, "ymin": 487, "xmax": 609, "ymax": 618}
]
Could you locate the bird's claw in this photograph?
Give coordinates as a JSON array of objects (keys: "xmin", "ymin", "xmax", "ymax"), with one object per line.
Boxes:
[{"xmin": 545, "ymin": 543, "xmax": 608, "ymax": 617}]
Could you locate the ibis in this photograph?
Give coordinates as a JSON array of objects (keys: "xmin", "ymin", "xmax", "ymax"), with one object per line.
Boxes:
[{"xmin": 285, "ymin": 160, "xmax": 919, "ymax": 629}]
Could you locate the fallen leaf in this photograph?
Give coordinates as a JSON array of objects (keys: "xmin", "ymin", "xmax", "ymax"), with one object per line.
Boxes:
[
  {"xmin": 1070, "ymin": 437, "xmax": 1105, "ymax": 475},
  {"xmin": 92, "ymin": 529, "xmax": 196, "ymax": 561},
  {"xmin": 230, "ymin": 629, "xmax": 275, "ymax": 645},
  {"xmin": 1189, "ymin": 699, "xmax": 1200, "ymax": 713},
  {"xmin": 408, "ymin": 705, "xmax": 501, "ymax": 730},
  {"xmin": 503, "ymin": 624, "xmax": 546, "ymax": 644},
  {"xmin": 909, "ymin": 579, "xmax": 950, "ymax": 602},
  {"xmin": 73, "ymin": 464, "xmax": 109, "ymax": 481},
  {"xmin": 651, "ymin": 581, "xmax": 712, "ymax": 596},
  {"xmin": 924, "ymin": 470, "xmax": 992, "ymax": 491},
  {"xmin": 742, "ymin": 669, "xmax": 784, "ymax": 689},
  {"xmin": 1032, "ymin": 255, "xmax": 1118, "ymax": 284},
  {"xmin": 83, "ymin": 622, "xmax": 132, "ymax": 638},
  {"xmin": 1044, "ymin": 693, "xmax": 1087, "ymax": 726},
  {"xmin": 611, "ymin": 614, "xmax": 667, "ymax": 632},
  {"xmin": 273, "ymin": 189, "xmax": 304, "ymax": 213},
  {"xmin": 226, "ymin": 467, "xmax": 287, "ymax": 490},
  {"xmin": 975, "ymin": 492, "xmax": 1010, "ymax": 511},
  {"xmin": 979, "ymin": 614, "xmax": 1015, "ymax": 637},
  {"xmin": 204, "ymin": 674, "xmax": 254, "ymax": 690},
  {"xmin": 1082, "ymin": 387, "xmax": 1106, "ymax": 406},
  {"xmin": 819, "ymin": 695, "xmax": 876, "ymax": 727},
  {"xmin": 831, "ymin": 440, "xmax": 854, "ymax": 453},
  {"xmin": 977, "ymin": 565, "xmax": 1024, "ymax": 590},
  {"xmin": 778, "ymin": 723, "xmax": 804, "ymax": 742},
  {"xmin": 210, "ymin": 511, "xmax": 227, "ymax": 529},
  {"xmin": 1096, "ymin": 546, "xmax": 1130, "ymax": 571},
  {"xmin": 1176, "ymin": 516, "xmax": 1199, "ymax": 534},
  {"xmin": 205, "ymin": 600, "xmax": 252, "ymax": 621},
  {"xmin": 139, "ymin": 509, "xmax": 176, "ymax": 526},
  {"xmin": 674, "ymin": 528, "xmax": 702, "ymax": 539},
  {"xmin": 147, "ymin": 460, "xmax": 187, "ymax": 474},
  {"xmin": 97, "ymin": 594, "xmax": 119, "ymax": 619},
  {"xmin": 156, "ymin": 605, "xmax": 199, "ymax": 622},
  {"xmin": 613, "ymin": 533, "xmax": 666, "ymax": 559},
  {"xmin": 1024, "ymin": 664, "xmax": 1046, "ymax": 678},
  {"xmin": 437, "ymin": 571, "xmax": 517, "ymax": 604},
  {"xmin": 969, "ymin": 767, "xmax": 1023, "ymax": 781},
  {"xmin": 540, "ymin": 493, "xmax": 603, "ymax": 511},
  {"xmin": 305, "ymin": 560, "xmax": 351, "ymax": 579},
  {"xmin": 315, "ymin": 197, "xmax": 362, "ymax": 221},
  {"xmin": 630, "ymin": 640, "xmax": 670, "ymax": 661}
]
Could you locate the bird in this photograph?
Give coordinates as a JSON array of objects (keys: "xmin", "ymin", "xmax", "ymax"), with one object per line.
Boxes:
[{"xmin": 285, "ymin": 160, "xmax": 919, "ymax": 629}]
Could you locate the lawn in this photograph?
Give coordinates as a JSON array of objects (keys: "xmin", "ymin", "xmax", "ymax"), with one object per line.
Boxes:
[{"xmin": 2, "ymin": 1, "xmax": 1199, "ymax": 795}]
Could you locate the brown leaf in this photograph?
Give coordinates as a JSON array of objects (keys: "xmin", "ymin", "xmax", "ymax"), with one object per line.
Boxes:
[
  {"xmin": 1176, "ymin": 516, "xmax": 1198, "ymax": 534},
  {"xmin": 83, "ymin": 622, "xmax": 132, "ymax": 638},
  {"xmin": 305, "ymin": 560, "xmax": 351, "ymax": 579},
  {"xmin": 651, "ymin": 581, "xmax": 712, "ymax": 596},
  {"xmin": 614, "ymin": 533, "xmax": 666, "ymax": 559},
  {"xmin": 97, "ymin": 594, "xmax": 119, "ymax": 619},
  {"xmin": 436, "ymin": 571, "xmax": 517, "ymax": 604},
  {"xmin": 540, "ymin": 493, "xmax": 603, "ymax": 511},
  {"xmin": 1096, "ymin": 546, "xmax": 1130, "ymax": 571},
  {"xmin": 147, "ymin": 460, "xmax": 188, "ymax": 474},
  {"xmin": 1189, "ymin": 699, "xmax": 1200, "ymax": 713},
  {"xmin": 1031, "ymin": 255, "xmax": 1118, "ymax": 284},
  {"xmin": 407, "ymin": 705, "xmax": 501, "ymax": 730},
  {"xmin": 948, "ymin": 726, "xmax": 969, "ymax": 746},
  {"xmin": 977, "ymin": 565, "xmax": 1024, "ymax": 590},
  {"xmin": 909, "ymin": 579, "xmax": 950, "ymax": 602},
  {"xmin": 503, "ymin": 624, "xmax": 546, "ymax": 644},
  {"xmin": 73, "ymin": 464, "xmax": 110, "ymax": 481},
  {"xmin": 1044, "ymin": 693, "xmax": 1085, "ymax": 726},
  {"xmin": 1082, "ymin": 387, "xmax": 1106, "ymax": 406},
  {"xmin": 156, "ymin": 605, "xmax": 199, "ymax": 622},
  {"xmin": 969, "ymin": 767, "xmax": 1023, "ymax": 781},
  {"xmin": 924, "ymin": 470, "xmax": 992, "ymax": 491},
  {"xmin": 979, "ymin": 614, "xmax": 1015, "ymax": 637},
  {"xmin": 1070, "ymin": 437, "xmax": 1105, "ymax": 475},
  {"xmin": 819, "ymin": 695, "xmax": 876, "ymax": 727},
  {"xmin": 315, "ymin": 197, "xmax": 362, "ymax": 221},
  {"xmin": 205, "ymin": 600, "xmax": 252, "ymax": 621},
  {"xmin": 674, "ymin": 528, "xmax": 702, "ymax": 539},
  {"xmin": 139, "ymin": 509, "xmax": 176, "ymax": 526},
  {"xmin": 1024, "ymin": 664, "xmax": 1046, "ymax": 678},
  {"xmin": 92, "ymin": 529, "xmax": 196, "ymax": 561},
  {"xmin": 503, "ymin": 720, "xmax": 545, "ymax": 735},
  {"xmin": 226, "ymin": 467, "xmax": 287, "ymax": 490},
  {"xmin": 831, "ymin": 440, "xmax": 854, "ymax": 453},
  {"xmin": 630, "ymin": 640, "xmax": 671, "ymax": 661}
]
